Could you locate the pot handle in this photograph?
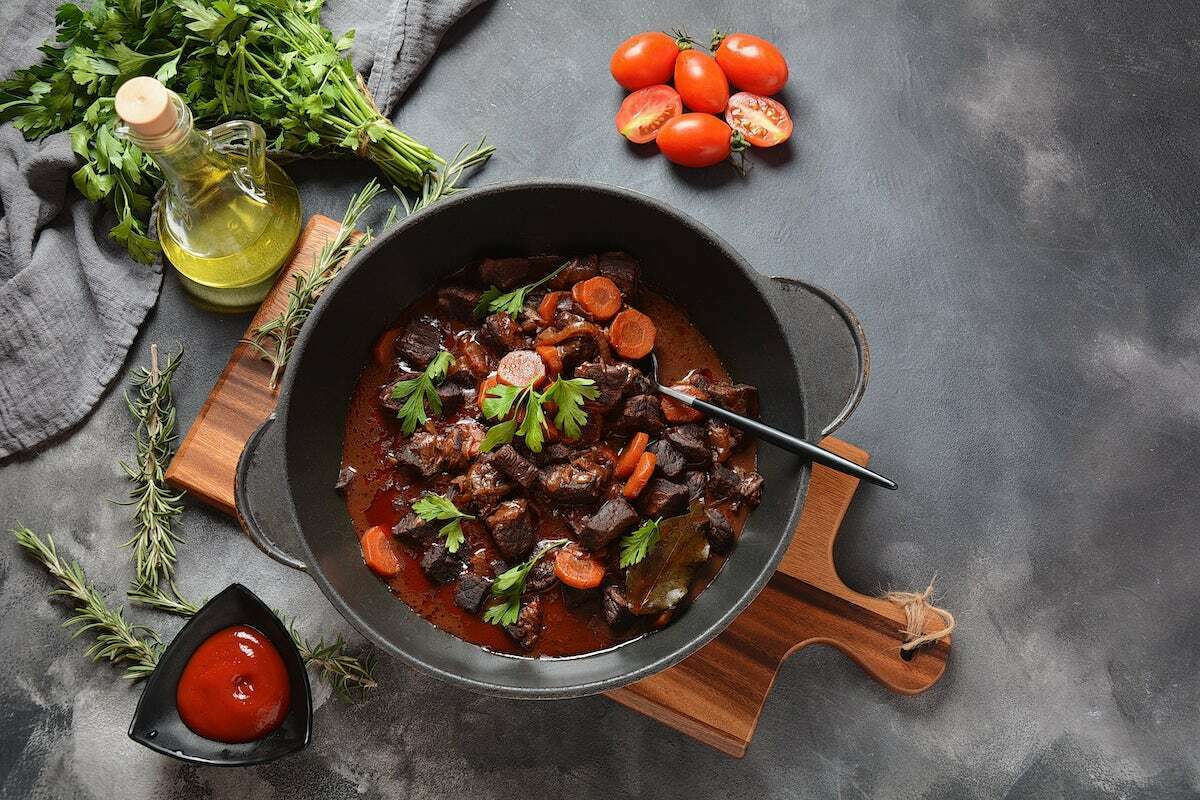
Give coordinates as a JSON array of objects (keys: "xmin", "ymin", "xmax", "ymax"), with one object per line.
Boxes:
[
  {"xmin": 234, "ymin": 414, "xmax": 309, "ymax": 572},
  {"xmin": 752, "ymin": 275, "xmax": 869, "ymax": 437}
]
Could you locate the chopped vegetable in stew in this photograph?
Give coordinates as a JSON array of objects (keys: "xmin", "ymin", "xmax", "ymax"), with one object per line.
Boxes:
[{"xmin": 338, "ymin": 253, "xmax": 763, "ymax": 657}]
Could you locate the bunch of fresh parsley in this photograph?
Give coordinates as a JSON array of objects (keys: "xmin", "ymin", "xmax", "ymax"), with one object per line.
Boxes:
[
  {"xmin": 0, "ymin": 0, "xmax": 443, "ymax": 263},
  {"xmin": 480, "ymin": 375, "xmax": 599, "ymax": 453}
]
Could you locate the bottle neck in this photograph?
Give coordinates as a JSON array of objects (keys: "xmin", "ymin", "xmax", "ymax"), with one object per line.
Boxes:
[{"xmin": 119, "ymin": 94, "xmax": 222, "ymax": 203}]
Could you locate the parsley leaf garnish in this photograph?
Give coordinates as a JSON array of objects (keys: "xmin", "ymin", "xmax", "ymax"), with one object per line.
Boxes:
[
  {"xmin": 411, "ymin": 493, "xmax": 475, "ymax": 553},
  {"xmin": 483, "ymin": 539, "xmax": 570, "ymax": 626},
  {"xmin": 619, "ymin": 518, "xmax": 662, "ymax": 568},
  {"xmin": 541, "ymin": 377, "xmax": 599, "ymax": 440},
  {"xmin": 478, "ymin": 376, "xmax": 596, "ymax": 453},
  {"xmin": 474, "ymin": 262, "xmax": 569, "ymax": 319},
  {"xmin": 389, "ymin": 350, "xmax": 455, "ymax": 435}
]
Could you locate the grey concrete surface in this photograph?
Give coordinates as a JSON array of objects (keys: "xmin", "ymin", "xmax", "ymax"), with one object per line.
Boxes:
[{"xmin": 3, "ymin": 1, "xmax": 1199, "ymax": 797}]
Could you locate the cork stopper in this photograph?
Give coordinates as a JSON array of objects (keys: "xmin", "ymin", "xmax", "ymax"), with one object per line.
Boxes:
[{"xmin": 115, "ymin": 77, "xmax": 178, "ymax": 139}]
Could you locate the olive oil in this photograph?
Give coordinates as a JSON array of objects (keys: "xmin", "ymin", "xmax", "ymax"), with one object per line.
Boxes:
[{"xmin": 115, "ymin": 77, "xmax": 302, "ymax": 311}]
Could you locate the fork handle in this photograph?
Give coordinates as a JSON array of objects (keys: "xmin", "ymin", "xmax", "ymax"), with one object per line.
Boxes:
[{"xmin": 657, "ymin": 386, "xmax": 898, "ymax": 491}]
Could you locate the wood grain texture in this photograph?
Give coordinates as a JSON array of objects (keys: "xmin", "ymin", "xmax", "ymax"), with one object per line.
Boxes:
[
  {"xmin": 606, "ymin": 439, "xmax": 951, "ymax": 757},
  {"xmin": 165, "ymin": 215, "xmax": 348, "ymax": 513},
  {"xmin": 168, "ymin": 224, "xmax": 952, "ymax": 758}
]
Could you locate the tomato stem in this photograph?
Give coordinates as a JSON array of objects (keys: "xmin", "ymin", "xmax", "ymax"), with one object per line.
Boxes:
[
  {"xmin": 667, "ymin": 27, "xmax": 699, "ymax": 51},
  {"xmin": 710, "ymin": 29, "xmax": 727, "ymax": 51},
  {"xmin": 730, "ymin": 130, "xmax": 750, "ymax": 177}
]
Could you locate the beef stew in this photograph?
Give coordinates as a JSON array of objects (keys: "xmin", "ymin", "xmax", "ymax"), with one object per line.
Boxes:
[{"xmin": 339, "ymin": 253, "xmax": 763, "ymax": 657}]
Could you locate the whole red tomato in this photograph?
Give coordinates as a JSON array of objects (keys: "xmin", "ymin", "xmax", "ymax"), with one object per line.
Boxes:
[
  {"xmin": 673, "ymin": 49, "xmax": 729, "ymax": 114},
  {"xmin": 713, "ymin": 31, "xmax": 789, "ymax": 96},
  {"xmin": 610, "ymin": 32, "xmax": 683, "ymax": 91},
  {"xmin": 656, "ymin": 113, "xmax": 737, "ymax": 168}
]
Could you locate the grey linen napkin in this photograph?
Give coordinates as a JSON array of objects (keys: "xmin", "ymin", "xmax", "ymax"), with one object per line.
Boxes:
[{"xmin": 0, "ymin": 0, "xmax": 483, "ymax": 460}]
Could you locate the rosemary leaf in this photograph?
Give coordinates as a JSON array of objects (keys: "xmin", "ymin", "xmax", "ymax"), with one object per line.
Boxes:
[
  {"xmin": 13, "ymin": 526, "xmax": 161, "ymax": 681},
  {"xmin": 287, "ymin": 621, "xmax": 378, "ymax": 701},
  {"xmin": 126, "ymin": 582, "xmax": 201, "ymax": 616},
  {"xmin": 119, "ymin": 343, "xmax": 185, "ymax": 593}
]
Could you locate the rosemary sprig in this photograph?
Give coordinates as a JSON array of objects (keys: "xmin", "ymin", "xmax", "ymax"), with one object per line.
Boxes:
[
  {"xmin": 13, "ymin": 526, "xmax": 161, "ymax": 681},
  {"xmin": 245, "ymin": 180, "xmax": 386, "ymax": 388},
  {"xmin": 127, "ymin": 582, "xmax": 201, "ymax": 616},
  {"xmin": 399, "ymin": 138, "xmax": 495, "ymax": 216},
  {"xmin": 289, "ymin": 624, "xmax": 378, "ymax": 701},
  {"xmin": 119, "ymin": 343, "xmax": 186, "ymax": 593}
]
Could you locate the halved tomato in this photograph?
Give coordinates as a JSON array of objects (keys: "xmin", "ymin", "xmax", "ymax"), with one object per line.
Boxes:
[
  {"xmin": 724, "ymin": 92, "xmax": 793, "ymax": 147},
  {"xmin": 615, "ymin": 85, "xmax": 683, "ymax": 144}
]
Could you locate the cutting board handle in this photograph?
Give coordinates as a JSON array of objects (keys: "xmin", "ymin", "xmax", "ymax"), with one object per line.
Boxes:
[{"xmin": 234, "ymin": 414, "xmax": 309, "ymax": 572}]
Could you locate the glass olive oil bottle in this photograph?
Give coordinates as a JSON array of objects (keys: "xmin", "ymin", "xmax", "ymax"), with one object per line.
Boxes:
[{"xmin": 114, "ymin": 77, "xmax": 302, "ymax": 311}]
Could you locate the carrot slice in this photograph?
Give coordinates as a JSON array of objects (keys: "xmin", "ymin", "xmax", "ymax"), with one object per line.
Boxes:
[
  {"xmin": 497, "ymin": 349, "xmax": 547, "ymax": 388},
  {"xmin": 478, "ymin": 375, "xmax": 500, "ymax": 409},
  {"xmin": 360, "ymin": 525, "xmax": 400, "ymax": 578},
  {"xmin": 538, "ymin": 291, "xmax": 567, "ymax": 323},
  {"xmin": 554, "ymin": 546, "xmax": 607, "ymax": 589},
  {"xmin": 660, "ymin": 385, "xmax": 705, "ymax": 423},
  {"xmin": 609, "ymin": 308, "xmax": 657, "ymax": 359},
  {"xmin": 614, "ymin": 432, "xmax": 650, "ymax": 479},
  {"xmin": 572, "ymin": 276, "xmax": 623, "ymax": 321},
  {"xmin": 373, "ymin": 328, "xmax": 401, "ymax": 368},
  {"xmin": 622, "ymin": 451, "xmax": 657, "ymax": 498},
  {"xmin": 536, "ymin": 345, "xmax": 563, "ymax": 378}
]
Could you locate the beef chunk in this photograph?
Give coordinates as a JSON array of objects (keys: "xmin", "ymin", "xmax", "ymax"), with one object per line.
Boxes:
[
  {"xmin": 479, "ymin": 312, "xmax": 527, "ymax": 355},
  {"xmin": 576, "ymin": 361, "xmax": 650, "ymax": 413},
  {"xmin": 440, "ymin": 422, "xmax": 486, "ymax": 471},
  {"xmin": 580, "ymin": 497, "xmax": 639, "ymax": 551},
  {"xmin": 707, "ymin": 464, "xmax": 741, "ymax": 501},
  {"xmin": 648, "ymin": 439, "xmax": 686, "ymax": 480},
  {"xmin": 665, "ymin": 424, "xmax": 710, "ymax": 466},
  {"xmin": 707, "ymin": 419, "xmax": 743, "ymax": 463},
  {"xmin": 701, "ymin": 508, "xmax": 736, "ymax": 555},
  {"xmin": 547, "ymin": 254, "xmax": 599, "ymax": 289},
  {"xmin": 708, "ymin": 382, "xmax": 759, "ymax": 417},
  {"xmin": 493, "ymin": 444, "xmax": 539, "ymax": 489},
  {"xmin": 391, "ymin": 430, "xmax": 441, "ymax": 478},
  {"xmin": 613, "ymin": 394, "xmax": 665, "ymax": 435},
  {"xmin": 636, "ymin": 478, "xmax": 689, "ymax": 518},
  {"xmin": 450, "ymin": 338, "xmax": 493, "ymax": 384},
  {"xmin": 485, "ymin": 499, "xmax": 534, "ymax": 561},
  {"xmin": 397, "ymin": 316, "xmax": 445, "ymax": 369},
  {"xmin": 561, "ymin": 584, "xmax": 598, "ymax": 609},
  {"xmin": 393, "ymin": 421, "xmax": 487, "ymax": 478},
  {"xmin": 453, "ymin": 454, "xmax": 513, "ymax": 514},
  {"xmin": 505, "ymin": 594, "xmax": 543, "ymax": 650},
  {"xmin": 479, "ymin": 257, "xmax": 531, "ymax": 290},
  {"xmin": 379, "ymin": 370, "xmax": 420, "ymax": 413},
  {"xmin": 333, "ymin": 465, "xmax": 357, "ymax": 493},
  {"xmin": 526, "ymin": 558, "xmax": 558, "ymax": 593},
  {"xmin": 738, "ymin": 470, "xmax": 764, "ymax": 508},
  {"xmin": 437, "ymin": 285, "xmax": 482, "ymax": 320},
  {"xmin": 530, "ymin": 442, "xmax": 573, "ymax": 465},
  {"xmin": 420, "ymin": 541, "xmax": 464, "ymax": 584},
  {"xmin": 596, "ymin": 251, "xmax": 639, "ymax": 294},
  {"xmin": 685, "ymin": 470, "xmax": 707, "ymax": 501},
  {"xmin": 603, "ymin": 585, "xmax": 635, "ymax": 630},
  {"xmin": 454, "ymin": 572, "xmax": 493, "ymax": 613},
  {"xmin": 392, "ymin": 512, "xmax": 436, "ymax": 544},
  {"xmin": 436, "ymin": 382, "xmax": 464, "ymax": 417},
  {"xmin": 538, "ymin": 453, "xmax": 612, "ymax": 506},
  {"xmin": 557, "ymin": 337, "xmax": 597, "ymax": 371}
]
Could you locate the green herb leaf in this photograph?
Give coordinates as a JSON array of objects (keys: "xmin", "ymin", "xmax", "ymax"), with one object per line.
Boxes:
[
  {"xmin": 388, "ymin": 350, "xmax": 455, "ymax": 435},
  {"xmin": 619, "ymin": 518, "xmax": 662, "ymax": 568},
  {"xmin": 542, "ymin": 377, "xmax": 599, "ymax": 440},
  {"xmin": 480, "ymin": 418, "xmax": 518, "ymax": 453},
  {"xmin": 481, "ymin": 382, "xmax": 526, "ymax": 421},
  {"xmin": 411, "ymin": 493, "xmax": 474, "ymax": 553},
  {"xmin": 474, "ymin": 262, "xmax": 569, "ymax": 319},
  {"xmin": 483, "ymin": 539, "xmax": 570, "ymax": 626}
]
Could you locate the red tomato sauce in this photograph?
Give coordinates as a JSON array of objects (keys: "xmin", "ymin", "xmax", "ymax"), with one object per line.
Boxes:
[{"xmin": 175, "ymin": 625, "xmax": 290, "ymax": 743}]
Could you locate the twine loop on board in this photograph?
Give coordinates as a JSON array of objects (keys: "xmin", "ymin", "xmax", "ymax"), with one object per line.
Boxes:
[{"xmin": 882, "ymin": 579, "xmax": 955, "ymax": 653}]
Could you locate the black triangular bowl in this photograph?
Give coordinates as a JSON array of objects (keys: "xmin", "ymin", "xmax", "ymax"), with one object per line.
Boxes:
[{"xmin": 128, "ymin": 583, "xmax": 312, "ymax": 766}]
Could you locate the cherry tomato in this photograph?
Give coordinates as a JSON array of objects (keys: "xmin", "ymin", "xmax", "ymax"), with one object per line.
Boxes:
[
  {"xmin": 614, "ymin": 85, "xmax": 682, "ymax": 144},
  {"xmin": 657, "ymin": 113, "xmax": 736, "ymax": 168},
  {"xmin": 725, "ymin": 92, "xmax": 793, "ymax": 147},
  {"xmin": 713, "ymin": 32, "xmax": 789, "ymax": 96},
  {"xmin": 673, "ymin": 49, "xmax": 729, "ymax": 114},
  {"xmin": 610, "ymin": 32, "xmax": 682, "ymax": 91}
]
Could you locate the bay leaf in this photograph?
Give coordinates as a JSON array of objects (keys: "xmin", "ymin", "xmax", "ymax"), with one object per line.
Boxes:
[{"xmin": 625, "ymin": 502, "xmax": 711, "ymax": 614}]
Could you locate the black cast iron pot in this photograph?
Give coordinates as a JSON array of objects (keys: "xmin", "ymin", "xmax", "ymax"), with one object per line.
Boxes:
[{"xmin": 236, "ymin": 180, "xmax": 868, "ymax": 699}]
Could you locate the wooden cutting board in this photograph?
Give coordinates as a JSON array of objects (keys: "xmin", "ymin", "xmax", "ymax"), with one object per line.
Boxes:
[{"xmin": 166, "ymin": 215, "xmax": 951, "ymax": 757}]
